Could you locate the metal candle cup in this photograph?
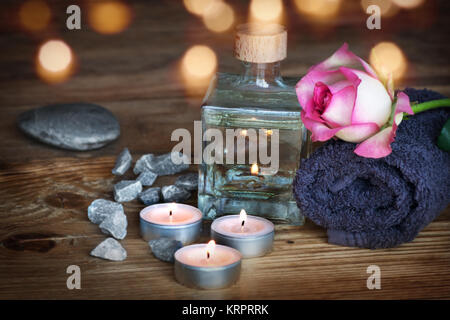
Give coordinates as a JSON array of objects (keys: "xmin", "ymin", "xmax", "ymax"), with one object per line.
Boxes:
[
  {"xmin": 210, "ymin": 211, "xmax": 274, "ymax": 258},
  {"xmin": 140, "ymin": 203, "xmax": 202, "ymax": 245},
  {"xmin": 174, "ymin": 242, "xmax": 242, "ymax": 290}
]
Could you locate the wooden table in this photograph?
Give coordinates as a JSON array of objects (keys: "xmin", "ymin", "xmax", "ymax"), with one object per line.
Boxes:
[{"xmin": 0, "ymin": 0, "xmax": 449, "ymax": 299}]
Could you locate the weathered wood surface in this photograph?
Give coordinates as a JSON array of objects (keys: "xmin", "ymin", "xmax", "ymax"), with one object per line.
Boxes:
[{"xmin": 0, "ymin": 0, "xmax": 449, "ymax": 299}]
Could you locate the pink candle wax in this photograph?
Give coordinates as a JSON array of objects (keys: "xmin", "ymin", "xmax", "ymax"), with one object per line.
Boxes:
[
  {"xmin": 141, "ymin": 203, "xmax": 202, "ymax": 226},
  {"xmin": 175, "ymin": 242, "xmax": 241, "ymax": 268}
]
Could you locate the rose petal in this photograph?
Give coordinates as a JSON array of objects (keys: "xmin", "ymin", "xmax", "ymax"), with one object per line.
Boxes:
[
  {"xmin": 349, "ymin": 69, "xmax": 392, "ymax": 127},
  {"xmin": 321, "ymin": 85, "xmax": 356, "ymax": 127},
  {"xmin": 328, "ymin": 80, "xmax": 352, "ymax": 94},
  {"xmin": 312, "ymin": 43, "xmax": 379, "ymax": 79},
  {"xmin": 334, "ymin": 122, "xmax": 380, "ymax": 143},
  {"xmin": 296, "ymin": 69, "xmax": 344, "ymax": 109},
  {"xmin": 354, "ymin": 127, "xmax": 394, "ymax": 158},
  {"xmin": 301, "ymin": 111, "xmax": 341, "ymax": 141},
  {"xmin": 353, "ymin": 93, "xmax": 413, "ymax": 159}
]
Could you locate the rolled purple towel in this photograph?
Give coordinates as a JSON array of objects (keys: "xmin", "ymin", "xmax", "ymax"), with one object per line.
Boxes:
[{"xmin": 293, "ymin": 88, "xmax": 450, "ymax": 249}]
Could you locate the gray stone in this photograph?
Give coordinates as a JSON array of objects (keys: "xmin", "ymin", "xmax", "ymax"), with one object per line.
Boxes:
[
  {"xmin": 149, "ymin": 237, "xmax": 183, "ymax": 263},
  {"xmin": 17, "ymin": 103, "xmax": 120, "ymax": 151},
  {"xmin": 162, "ymin": 185, "xmax": 191, "ymax": 203},
  {"xmin": 88, "ymin": 199, "xmax": 124, "ymax": 224},
  {"xmin": 113, "ymin": 180, "xmax": 142, "ymax": 202},
  {"xmin": 138, "ymin": 187, "xmax": 161, "ymax": 205},
  {"xmin": 175, "ymin": 172, "xmax": 198, "ymax": 191},
  {"xmin": 112, "ymin": 148, "xmax": 132, "ymax": 175},
  {"xmin": 99, "ymin": 210, "xmax": 127, "ymax": 240},
  {"xmin": 136, "ymin": 171, "xmax": 157, "ymax": 186},
  {"xmin": 133, "ymin": 152, "xmax": 189, "ymax": 176},
  {"xmin": 90, "ymin": 238, "xmax": 127, "ymax": 261}
]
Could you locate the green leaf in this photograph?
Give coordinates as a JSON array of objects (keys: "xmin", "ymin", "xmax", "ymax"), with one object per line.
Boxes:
[{"xmin": 437, "ymin": 118, "xmax": 450, "ymax": 152}]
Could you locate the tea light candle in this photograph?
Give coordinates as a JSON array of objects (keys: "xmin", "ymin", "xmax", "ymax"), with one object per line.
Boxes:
[
  {"xmin": 174, "ymin": 240, "xmax": 242, "ymax": 289},
  {"xmin": 211, "ymin": 209, "xmax": 274, "ymax": 258},
  {"xmin": 140, "ymin": 203, "xmax": 202, "ymax": 245}
]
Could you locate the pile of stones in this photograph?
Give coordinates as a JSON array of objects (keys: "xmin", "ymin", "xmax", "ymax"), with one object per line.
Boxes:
[{"xmin": 89, "ymin": 149, "xmax": 198, "ymax": 262}]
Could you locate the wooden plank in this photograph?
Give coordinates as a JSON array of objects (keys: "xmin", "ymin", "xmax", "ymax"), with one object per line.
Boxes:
[{"xmin": 0, "ymin": 157, "xmax": 449, "ymax": 299}]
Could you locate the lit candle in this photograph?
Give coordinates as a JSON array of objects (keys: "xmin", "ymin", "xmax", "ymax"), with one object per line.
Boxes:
[
  {"xmin": 139, "ymin": 203, "xmax": 202, "ymax": 245},
  {"xmin": 174, "ymin": 240, "xmax": 242, "ymax": 289},
  {"xmin": 211, "ymin": 209, "xmax": 274, "ymax": 258}
]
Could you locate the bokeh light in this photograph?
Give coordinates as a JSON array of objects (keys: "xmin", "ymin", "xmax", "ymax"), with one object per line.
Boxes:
[
  {"xmin": 19, "ymin": 0, "xmax": 51, "ymax": 32},
  {"xmin": 202, "ymin": 1, "xmax": 235, "ymax": 33},
  {"xmin": 360, "ymin": 0, "xmax": 400, "ymax": 18},
  {"xmin": 391, "ymin": 0, "xmax": 425, "ymax": 9},
  {"xmin": 294, "ymin": 0, "xmax": 341, "ymax": 20},
  {"xmin": 88, "ymin": 0, "xmax": 132, "ymax": 35},
  {"xmin": 36, "ymin": 40, "xmax": 75, "ymax": 84},
  {"xmin": 369, "ymin": 42, "xmax": 407, "ymax": 82},
  {"xmin": 181, "ymin": 45, "xmax": 217, "ymax": 96},
  {"xmin": 249, "ymin": 0, "xmax": 283, "ymax": 24},
  {"xmin": 183, "ymin": 0, "xmax": 216, "ymax": 16}
]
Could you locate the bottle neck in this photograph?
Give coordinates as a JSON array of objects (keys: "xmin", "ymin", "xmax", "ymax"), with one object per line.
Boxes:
[{"xmin": 240, "ymin": 61, "xmax": 285, "ymax": 89}]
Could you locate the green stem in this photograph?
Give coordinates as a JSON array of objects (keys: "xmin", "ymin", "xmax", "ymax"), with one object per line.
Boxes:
[{"xmin": 411, "ymin": 98, "xmax": 450, "ymax": 114}]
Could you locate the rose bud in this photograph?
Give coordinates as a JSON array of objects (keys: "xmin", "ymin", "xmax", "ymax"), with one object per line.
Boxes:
[{"xmin": 296, "ymin": 43, "xmax": 413, "ymax": 158}]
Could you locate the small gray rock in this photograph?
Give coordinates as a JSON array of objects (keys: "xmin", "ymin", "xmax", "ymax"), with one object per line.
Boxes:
[
  {"xmin": 149, "ymin": 237, "xmax": 183, "ymax": 263},
  {"xmin": 113, "ymin": 180, "xmax": 143, "ymax": 202},
  {"xmin": 90, "ymin": 238, "xmax": 127, "ymax": 261},
  {"xmin": 138, "ymin": 187, "xmax": 161, "ymax": 205},
  {"xmin": 162, "ymin": 185, "xmax": 191, "ymax": 203},
  {"xmin": 99, "ymin": 210, "xmax": 127, "ymax": 240},
  {"xmin": 133, "ymin": 152, "xmax": 189, "ymax": 176},
  {"xmin": 88, "ymin": 199, "xmax": 124, "ymax": 224},
  {"xmin": 136, "ymin": 171, "xmax": 157, "ymax": 186},
  {"xmin": 175, "ymin": 172, "xmax": 198, "ymax": 191},
  {"xmin": 17, "ymin": 103, "xmax": 120, "ymax": 151},
  {"xmin": 112, "ymin": 148, "xmax": 132, "ymax": 175}
]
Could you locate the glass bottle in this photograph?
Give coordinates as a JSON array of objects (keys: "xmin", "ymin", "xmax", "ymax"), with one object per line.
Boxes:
[{"xmin": 198, "ymin": 24, "xmax": 311, "ymax": 225}]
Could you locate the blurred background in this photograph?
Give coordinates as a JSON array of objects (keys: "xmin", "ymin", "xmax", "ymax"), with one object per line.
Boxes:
[{"xmin": 0, "ymin": 0, "xmax": 449, "ymax": 160}]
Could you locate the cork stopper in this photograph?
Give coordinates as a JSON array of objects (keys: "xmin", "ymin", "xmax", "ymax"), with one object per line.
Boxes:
[{"xmin": 234, "ymin": 23, "xmax": 287, "ymax": 64}]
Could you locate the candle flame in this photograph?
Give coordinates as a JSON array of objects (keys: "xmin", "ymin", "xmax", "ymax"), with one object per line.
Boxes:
[
  {"xmin": 251, "ymin": 163, "xmax": 259, "ymax": 175},
  {"xmin": 240, "ymin": 129, "xmax": 248, "ymax": 136},
  {"xmin": 240, "ymin": 209, "xmax": 247, "ymax": 230},
  {"xmin": 206, "ymin": 240, "xmax": 215, "ymax": 259},
  {"xmin": 88, "ymin": 0, "xmax": 132, "ymax": 35},
  {"xmin": 265, "ymin": 129, "xmax": 273, "ymax": 136}
]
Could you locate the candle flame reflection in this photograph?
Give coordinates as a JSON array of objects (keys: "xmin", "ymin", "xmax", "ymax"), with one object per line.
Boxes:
[
  {"xmin": 369, "ymin": 42, "xmax": 407, "ymax": 82},
  {"xmin": 36, "ymin": 39, "xmax": 75, "ymax": 84},
  {"xmin": 249, "ymin": 0, "xmax": 283, "ymax": 24},
  {"xmin": 206, "ymin": 240, "xmax": 216, "ymax": 260},
  {"xmin": 88, "ymin": 0, "xmax": 132, "ymax": 35},
  {"xmin": 251, "ymin": 163, "xmax": 259, "ymax": 175},
  {"xmin": 19, "ymin": 0, "xmax": 51, "ymax": 32}
]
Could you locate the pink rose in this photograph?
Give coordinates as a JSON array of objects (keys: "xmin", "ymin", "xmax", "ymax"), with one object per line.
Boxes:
[{"xmin": 296, "ymin": 43, "xmax": 414, "ymax": 158}]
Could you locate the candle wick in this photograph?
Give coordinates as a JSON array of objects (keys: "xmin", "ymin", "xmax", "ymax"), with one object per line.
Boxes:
[
  {"xmin": 169, "ymin": 210, "xmax": 172, "ymax": 216},
  {"xmin": 207, "ymin": 251, "xmax": 210, "ymax": 260}
]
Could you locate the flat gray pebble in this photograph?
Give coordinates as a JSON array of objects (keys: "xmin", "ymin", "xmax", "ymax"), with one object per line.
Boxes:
[
  {"xmin": 149, "ymin": 237, "xmax": 183, "ymax": 263},
  {"xmin": 88, "ymin": 199, "xmax": 124, "ymax": 224},
  {"xmin": 112, "ymin": 148, "xmax": 132, "ymax": 175},
  {"xmin": 138, "ymin": 187, "xmax": 161, "ymax": 205},
  {"xmin": 17, "ymin": 103, "xmax": 120, "ymax": 151},
  {"xmin": 162, "ymin": 185, "xmax": 191, "ymax": 203},
  {"xmin": 175, "ymin": 172, "xmax": 198, "ymax": 191},
  {"xmin": 90, "ymin": 238, "xmax": 127, "ymax": 261},
  {"xmin": 114, "ymin": 180, "xmax": 142, "ymax": 202},
  {"xmin": 136, "ymin": 171, "xmax": 158, "ymax": 186}
]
